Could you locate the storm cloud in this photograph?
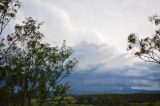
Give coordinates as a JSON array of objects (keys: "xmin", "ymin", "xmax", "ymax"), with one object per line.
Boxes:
[{"xmin": 10, "ymin": 0, "xmax": 160, "ymax": 93}]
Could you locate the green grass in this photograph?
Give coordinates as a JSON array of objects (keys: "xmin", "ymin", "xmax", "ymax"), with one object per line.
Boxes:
[
  {"xmin": 58, "ymin": 102, "xmax": 160, "ymax": 106},
  {"xmin": 130, "ymin": 102, "xmax": 160, "ymax": 106},
  {"xmin": 71, "ymin": 103, "xmax": 160, "ymax": 106},
  {"xmin": 130, "ymin": 103, "xmax": 148, "ymax": 106},
  {"xmin": 68, "ymin": 104, "xmax": 95, "ymax": 106}
]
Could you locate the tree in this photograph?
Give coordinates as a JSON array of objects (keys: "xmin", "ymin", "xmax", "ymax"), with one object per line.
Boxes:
[
  {"xmin": 0, "ymin": 0, "xmax": 21, "ymax": 105},
  {"xmin": 0, "ymin": 0, "xmax": 20, "ymax": 66},
  {"xmin": 127, "ymin": 15, "xmax": 160, "ymax": 64},
  {"xmin": 0, "ymin": 0, "xmax": 20, "ymax": 36},
  {"xmin": 0, "ymin": 17, "xmax": 78, "ymax": 106},
  {"xmin": 0, "ymin": 1, "xmax": 78, "ymax": 105}
]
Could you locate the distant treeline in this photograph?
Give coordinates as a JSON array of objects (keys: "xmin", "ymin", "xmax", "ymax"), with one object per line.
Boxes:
[{"xmin": 73, "ymin": 93, "xmax": 160, "ymax": 105}]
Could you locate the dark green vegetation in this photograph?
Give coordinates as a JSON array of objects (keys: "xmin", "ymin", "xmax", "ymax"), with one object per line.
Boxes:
[
  {"xmin": 0, "ymin": 0, "xmax": 78, "ymax": 106},
  {"xmin": 17, "ymin": 93, "xmax": 159, "ymax": 106},
  {"xmin": 73, "ymin": 93, "xmax": 160, "ymax": 106}
]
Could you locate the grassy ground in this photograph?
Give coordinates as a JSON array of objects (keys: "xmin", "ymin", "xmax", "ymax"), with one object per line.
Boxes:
[
  {"xmin": 70, "ymin": 102, "xmax": 160, "ymax": 106},
  {"xmin": 52, "ymin": 103, "xmax": 160, "ymax": 106},
  {"xmin": 42, "ymin": 103, "xmax": 160, "ymax": 106},
  {"xmin": 69, "ymin": 104, "xmax": 95, "ymax": 106},
  {"xmin": 130, "ymin": 102, "xmax": 160, "ymax": 106},
  {"xmin": 43, "ymin": 101, "xmax": 160, "ymax": 106}
]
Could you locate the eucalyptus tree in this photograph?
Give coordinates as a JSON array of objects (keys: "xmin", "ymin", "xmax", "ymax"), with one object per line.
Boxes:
[
  {"xmin": 0, "ymin": 1, "xmax": 78, "ymax": 105},
  {"xmin": 0, "ymin": 17, "xmax": 78, "ymax": 106},
  {"xmin": 127, "ymin": 16, "xmax": 160, "ymax": 64},
  {"xmin": 0, "ymin": 0, "xmax": 20, "ymax": 35}
]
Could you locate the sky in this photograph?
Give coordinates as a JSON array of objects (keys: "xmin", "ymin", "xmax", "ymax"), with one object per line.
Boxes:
[{"xmin": 12, "ymin": 0, "xmax": 160, "ymax": 93}]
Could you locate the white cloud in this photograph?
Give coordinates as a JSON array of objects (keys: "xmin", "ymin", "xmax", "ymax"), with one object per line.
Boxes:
[
  {"xmin": 15, "ymin": 0, "xmax": 160, "ymax": 52},
  {"xmin": 45, "ymin": 0, "xmax": 160, "ymax": 53},
  {"xmin": 15, "ymin": 0, "xmax": 103, "ymax": 46},
  {"xmin": 73, "ymin": 42, "xmax": 142, "ymax": 74}
]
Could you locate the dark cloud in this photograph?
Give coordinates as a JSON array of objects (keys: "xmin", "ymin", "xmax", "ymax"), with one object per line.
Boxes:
[{"xmin": 64, "ymin": 42, "xmax": 160, "ymax": 94}]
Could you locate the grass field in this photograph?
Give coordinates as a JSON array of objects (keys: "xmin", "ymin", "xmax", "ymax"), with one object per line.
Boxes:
[
  {"xmin": 44, "ymin": 102, "xmax": 160, "ymax": 106},
  {"xmin": 39, "ymin": 102, "xmax": 160, "ymax": 106},
  {"xmin": 61, "ymin": 103, "xmax": 160, "ymax": 106},
  {"xmin": 130, "ymin": 102, "xmax": 160, "ymax": 106}
]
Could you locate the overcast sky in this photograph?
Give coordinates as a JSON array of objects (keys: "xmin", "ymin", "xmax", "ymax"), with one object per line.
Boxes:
[{"xmin": 14, "ymin": 0, "xmax": 160, "ymax": 93}]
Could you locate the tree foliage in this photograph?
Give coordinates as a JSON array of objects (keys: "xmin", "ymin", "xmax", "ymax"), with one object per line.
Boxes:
[
  {"xmin": 0, "ymin": 0, "xmax": 21, "ymax": 35},
  {"xmin": 0, "ymin": 1, "xmax": 78, "ymax": 106},
  {"xmin": 127, "ymin": 16, "xmax": 160, "ymax": 64},
  {"xmin": 0, "ymin": 17, "xmax": 78, "ymax": 106}
]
